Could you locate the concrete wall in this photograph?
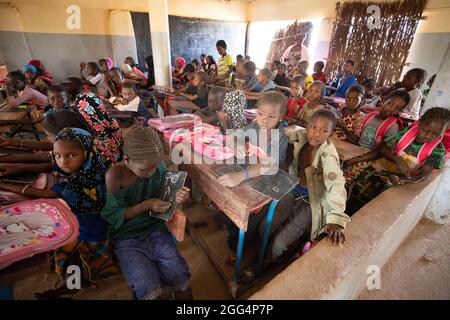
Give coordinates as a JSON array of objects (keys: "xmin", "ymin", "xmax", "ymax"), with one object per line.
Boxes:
[{"xmin": 0, "ymin": 0, "xmax": 248, "ymax": 81}]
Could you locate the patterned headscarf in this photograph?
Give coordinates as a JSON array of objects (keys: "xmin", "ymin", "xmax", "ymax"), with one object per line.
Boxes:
[
  {"xmin": 74, "ymin": 92, "xmax": 123, "ymax": 168},
  {"xmin": 222, "ymin": 90, "xmax": 248, "ymax": 129},
  {"xmin": 54, "ymin": 128, "xmax": 107, "ymax": 214}
]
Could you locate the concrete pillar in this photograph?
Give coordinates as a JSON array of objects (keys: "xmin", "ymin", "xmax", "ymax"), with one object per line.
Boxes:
[
  {"xmin": 422, "ymin": 40, "xmax": 450, "ymax": 114},
  {"xmin": 148, "ymin": 0, "xmax": 172, "ymax": 87},
  {"xmin": 109, "ymin": 10, "xmax": 138, "ymax": 68}
]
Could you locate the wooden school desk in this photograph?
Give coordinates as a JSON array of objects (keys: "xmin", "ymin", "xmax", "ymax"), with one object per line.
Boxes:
[
  {"xmin": 329, "ymin": 136, "xmax": 370, "ymax": 161},
  {"xmin": 286, "ymin": 126, "xmax": 370, "ymax": 161},
  {"xmin": 159, "ymin": 130, "xmax": 281, "ymax": 295},
  {"xmin": 166, "ymin": 98, "xmax": 200, "ymax": 115},
  {"xmin": 0, "ymin": 106, "xmax": 43, "ymax": 140}
]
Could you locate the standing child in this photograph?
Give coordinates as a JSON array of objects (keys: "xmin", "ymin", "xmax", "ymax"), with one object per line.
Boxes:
[
  {"xmin": 285, "ymin": 76, "xmax": 307, "ymax": 121},
  {"xmin": 312, "ymin": 61, "xmax": 327, "ymax": 84},
  {"xmin": 5, "ymin": 71, "xmax": 48, "ymax": 109},
  {"xmin": 334, "ymin": 85, "xmax": 367, "ymax": 144},
  {"xmin": 0, "ymin": 128, "xmax": 117, "ymax": 298},
  {"xmin": 195, "ymin": 86, "xmax": 226, "ymax": 125},
  {"xmin": 346, "ymin": 107, "xmax": 450, "ymax": 215},
  {"xmin": 400, "ymin": 68, "xmax": 427, "ymax": 119},
  {"xmin": 344, "ymin": 90, "xmax": 410, "ymax": 183},
  {"xmin": 216, "ymin": 40, "xmax": 234, "ymax": 85},
  {"xmin": 181, "ymin": 71, "xmax": 209, "ymax": 109},
  {"xmin": 296, "ymin": 80, "xmax": 331, "ymax": 127},
  {"xmin": 101, "ymin": 127, "xmax": 192, "ymax": 300}
]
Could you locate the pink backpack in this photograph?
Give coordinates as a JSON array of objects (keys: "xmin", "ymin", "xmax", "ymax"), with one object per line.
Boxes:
[
  {"xmin": 0, "ymin": 199, "xmax": 79, "ymax": 269},
  {"xmin": 363, "ymin": 111, "xmax": 403, "ymax": 145},
  {"xmin": 148, "ymin": 113, "xmax": 200, "ymax": 132}
]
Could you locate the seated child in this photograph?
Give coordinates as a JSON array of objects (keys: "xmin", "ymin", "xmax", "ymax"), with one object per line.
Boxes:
[
  {"xmin": 0, "ymin": 128, "xmax": 117, "ymax": 298},
  {"xmin": 24, "ymin": 64, "xmax": 49, "ymax": 95},
  {"xmin": 346, "ymin": 107, "xmax": 450, "ymax": 215},
  {"xmin": 172, "ymin": 56, "xmax": 186, "ymax": 82},
  {"xmin": 344, "ymin": 90, "xmax": 410, "ymax": 183},
  {"xmin": 43, "ymin": 85, "xmax": 72, "ymax": 118},
  {"xmin": 111, "ymin": 82, "xmax": 156, "ymax": 122},
  {"xmin": 80, "ymin": 61, "xmax": 103, "ymax": 86},
  {"xmin": 219, "ymin": 90, "xmax": 289, "ymax": 187},
  {"xmin": 219, "ymin": 91, "xmax": 289, "ymax": 253},
  {"xmin": 181, "ymin": 71, "xmax": 209, "ymax": 109},
  {"xmin": 334, "ymin": 85, "xmax": 367, "ymax": 144},
  {"xmin": 241, "ymin": 61, "xmax": 261, "ymax": 91},
  {"xmin": 293, "ymin": 60, "xmax": 313, "ymax": 89},
  {"xmin": 217, "ymin": 90, "xmax": 248, "ymax": 132},
  {"xmin": 362, "ymin": 78, "xmax": 381, "ymax": 107},
  {"xmin": 271, "ymin": 60, "xmax": 281, "ymax": 80},
  {"xmin": 101, "ymin": 127, "xmax": 192, "ymax": 300},
  {"xmin": 5, "ymin": 70, "xmax": 48, "ymax": 109},
  {"xmin": 296, "ymin": 80, "xmax": 332, "ymax": 127},
  {"xmin": 180, "ymin": 64, "xmax": 196, "ymax": 87},
  {"xmin": 241, "ymin": 109, "xmax": 349, "ymax": 282},
  {"xmin": 329, "ymin": 60, "xmax": 357, "ymax": 98},
  {"xmin": 28, "ymin": 59, "xmax": 53, "ymax": 86},
  {"xmin": 98, "ymin": 58, "xmax": 110, "ymax": 73},
  {"xmin": 195, "ymin": 86, "xmax": 226, "ymax": 125},
  {"xmin": 245, "ymin": 68, "xmax": 276, "ymax": 99},
  {"xmin": 312, "ymin": 61, "xmax": 327, "ymax": 84},
  {"xmin": 400, "ymin": 68, "xmax": 427, "ymax": 119},
  {"xmin": 191, "ymin": 59, "xmax": 201, "ymax": 71},
  {"xmin": 274, "ymin": 63, "xmax": 289, "ymax": 87},
  {"xmin": 285, "ymin": 76, "xmax": 307, "ymax": 121}
]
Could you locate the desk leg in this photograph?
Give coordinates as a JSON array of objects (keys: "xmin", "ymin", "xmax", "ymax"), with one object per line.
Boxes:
[
  {"xmin": 233, "ymin": 229, "xmax": 245, "ymax": 283},
  {"xmin": 256, "ymin": 200, "xmax": 279, "ymax": 275}
]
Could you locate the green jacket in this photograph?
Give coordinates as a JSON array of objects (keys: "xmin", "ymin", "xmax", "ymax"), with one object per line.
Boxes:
[{"xmin": 287, "ymin": 129, "xmax": 350, "ymax": 239}]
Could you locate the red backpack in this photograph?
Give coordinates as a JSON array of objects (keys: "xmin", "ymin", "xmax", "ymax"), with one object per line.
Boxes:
[{"xmin": 363, "ymin": 111, "xmax": 403, "ymax": 145}]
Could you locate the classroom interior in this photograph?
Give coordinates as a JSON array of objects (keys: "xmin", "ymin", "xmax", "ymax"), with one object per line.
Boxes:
[{"xmin": 0, "ymin": 0, "xmax": 450, "ymax": 300}]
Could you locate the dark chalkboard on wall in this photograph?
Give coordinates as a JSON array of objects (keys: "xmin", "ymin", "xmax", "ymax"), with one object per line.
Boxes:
[
  {"xmin": 168, "ymin": 16, "xmax": 247, "ymax": 66},
  {"xmin": 131, "ymin": 12, "xmax": 153, "ymax": 69}
]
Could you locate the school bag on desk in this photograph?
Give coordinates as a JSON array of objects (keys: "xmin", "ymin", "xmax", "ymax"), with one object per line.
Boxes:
[{"xmin": 0, "ymin": 199, "xmax": 79, "ymax": 269}]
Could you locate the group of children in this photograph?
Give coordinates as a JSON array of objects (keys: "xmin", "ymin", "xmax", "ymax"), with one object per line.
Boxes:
[{"xmin": 0, "ymin": 41, "xmax": 449, "ymax": 299}]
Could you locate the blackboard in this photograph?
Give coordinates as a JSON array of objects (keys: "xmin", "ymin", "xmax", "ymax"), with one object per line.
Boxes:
[
  {"xmin": 131, "ymin": 12, "xmax": 153, "ymax": 69},
  {"xmin": 168, "ymin": 16, "xmax": 247, "ymax": 65},
  {"xmin": 149, "ymin": 171, "xmax": 188, "ymax": 221},
  {"xmin": 250, "ymin": 170, "xmax": 298, "ymax": 201}
]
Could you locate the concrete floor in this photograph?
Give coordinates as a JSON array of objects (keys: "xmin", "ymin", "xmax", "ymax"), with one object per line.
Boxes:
[{"xmin": 3, "ymin": 211, "xmax": 449, "ymax": 300}]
